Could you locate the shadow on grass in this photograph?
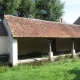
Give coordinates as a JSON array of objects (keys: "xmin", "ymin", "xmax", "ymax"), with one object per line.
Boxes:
[{"xmin": 69, "ymin": 68, "xmax": 80, "ymax": 80}]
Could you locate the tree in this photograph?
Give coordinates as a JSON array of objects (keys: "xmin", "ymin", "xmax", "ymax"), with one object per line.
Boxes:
[
  {"xmin": 17, "ymin": 0, "xmax": 34, "ymax": 18},
  {"xmin": 0, "ymin": 0, "xmax": 20, "ymax": 19},
  {"xmin": 48, "ymin": 0, "xmax": 64, "ymax": 21},
  {"xmin": 34, "ymin": 0, "xmax": 50, "ymax": 20},
  {"xmin": 34, "ymin": 0, "xmax": 64, "ymax": 21},
  {"xmin": 17, "ymin": 0, "xmax": 64, "ymax": 21}
]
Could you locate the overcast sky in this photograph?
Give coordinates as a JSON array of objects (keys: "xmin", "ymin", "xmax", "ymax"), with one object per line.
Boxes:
[{"xmin": 61, "ymin": 0, "xmax": 80, "ymax": 24}]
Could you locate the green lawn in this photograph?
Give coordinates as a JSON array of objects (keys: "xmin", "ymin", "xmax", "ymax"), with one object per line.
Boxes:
[{"xmin": 0, "ymin": 58, "xmax": 80, "ymax": 80}]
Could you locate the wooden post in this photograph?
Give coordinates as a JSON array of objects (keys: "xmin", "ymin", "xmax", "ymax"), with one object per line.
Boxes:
[
  {"xmin": 49, "ymin": 42, "xmax": 52, "ymax": 53},
  {"xmin": 72, "ymin": 39, "xmax": 75, "ymax": 57}
]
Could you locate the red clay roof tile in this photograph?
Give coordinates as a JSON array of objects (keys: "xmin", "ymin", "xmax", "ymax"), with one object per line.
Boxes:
[{"xmin": 4, "ymin": 15, "xmax": 80, "ymax": 38}]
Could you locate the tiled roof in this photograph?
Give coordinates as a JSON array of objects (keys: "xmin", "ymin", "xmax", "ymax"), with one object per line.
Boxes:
[
  {"xmin": 4, "ymin": 15, "xmax": 80, "ymax": 38},
  {"xmin": 0, "ymin": 21, "xmax": 7, "ymax": 35},
  {"xmin": 74, "ymin": 17, "xmax": 80, "ymax": 25}
]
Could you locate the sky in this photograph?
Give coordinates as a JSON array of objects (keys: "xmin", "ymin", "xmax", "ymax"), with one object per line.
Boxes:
[{"xmin": 61, "ymin": 0, "xmax": 80, "ymax": 24}]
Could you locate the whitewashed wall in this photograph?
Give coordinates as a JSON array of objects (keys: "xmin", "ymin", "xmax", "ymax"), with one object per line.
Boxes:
[
  {"xmin": 3, "ymin": 19, "xmax": 18, "ymax": 66},
  {"xmin": 56, "ymin": 38, "xmax": 80, "ymax": 52},
  {"xmin": 18, "ymin": 38, "xmax": 49, "ymax": 55},
  {"xmin": 75, "ymin": 39, "xmax": 80, "ymax": 50},
  {"xmin": 18, "ymin": 38, "xmax": 80, "ymax": 55},
  {"xmin": 0, "ymin": 36, "xmax": 8, "ymax": 54},
  {"xmin": 56, "ymin": 38, "xmax": 72, "ymax": 52}
]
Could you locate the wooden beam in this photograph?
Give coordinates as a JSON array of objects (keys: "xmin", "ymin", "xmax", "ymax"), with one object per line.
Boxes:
[
  {"xmin": 49, "ymin": 41, "xmax": 52, "ymax": 52},
  {"xmin": 72, "ymin": 39, "xmax": 74, "ymax": 50}
]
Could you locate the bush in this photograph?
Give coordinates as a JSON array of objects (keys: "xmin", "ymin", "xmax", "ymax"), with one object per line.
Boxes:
[
  {"xmin": 65, "ymin": 54, "xmax": 71, "ymax": 59},
  {"xmin": 56, "ymin": 56, "xmax": 64, "ymax": 61}
]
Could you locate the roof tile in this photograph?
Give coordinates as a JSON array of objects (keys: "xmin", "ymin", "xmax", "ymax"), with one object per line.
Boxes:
[{"xmin": 4, "ymin": 15, "xmax": 80, "ymax": 38}]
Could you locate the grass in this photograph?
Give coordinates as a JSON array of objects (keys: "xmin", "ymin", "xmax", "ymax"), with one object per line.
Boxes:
[{"xmin": 0, "ymin": 58, "xmax": 80, "ymax": 80}]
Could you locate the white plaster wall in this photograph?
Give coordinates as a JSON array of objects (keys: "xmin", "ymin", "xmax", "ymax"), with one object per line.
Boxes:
[
  {"xmin": 18, "ymin": 38, "xmax": 80, "ymax": 55},
  {"xmin": 12, "ymin": 38, "xmax": 18, "ymax": 66},
  {"xmin": 18, "ymin": 38, "xmax": 49, "ymax": 55},
  {"xmin": 56, "ymin": 38, "xmax": 72, "ymax": 52},
  {"xmin": 74, "ymin": 39, "xmax": 80, "ymax": 50},
  {"xmin": 56, "ymin": 38, "xmax": 80, "ymax": 52},
  {"xmin": 0, "ymin": 36, "xmax": 8, "ymax": 54},
  {"xmin": 3, "ymin": 19, "xmax": 18, "ymax": 66},
  {"xmin": 3, "ymin": 19, "xmax": 12, "ymax": 64}
]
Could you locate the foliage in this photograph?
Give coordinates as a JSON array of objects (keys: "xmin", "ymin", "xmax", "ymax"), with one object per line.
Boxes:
[
  {"xmin": 65, "ymin": 54, "xmax": 71, "ymax": 59},
  {"xmin": 0, "ymin": 0, "xmax": 20, "ymax": 19},
  {"xmin": 17, "ymin": 0, "xmax": 64, "ymax": 21},
  {"xmin": 17, "ymin": 0, "xmax": 35, "ymax": 18},
  {"xmin": 0, "ymin": 0, "xmax": 64, "ymax": 21},
  {"xmin": 34, "ymin": 0, "xmax": 50, "ymax": 20},
  {"xmin": 48, "ymin": 0, "xmax": 64, "ymax": 21},
  {"xmin": 56, "ymin": 55, "xmax": 64, "ymax": 61},
  {"xmin": 1, "ymin": 0, "xmax": 16, "ymax": 14},
  {"xmin": 0, "ymin": 59, "xmax": 80, "ymax": 80},
  {"xmin": 34, "ymin": 0, "xmax": 64, "ymax": 21}
]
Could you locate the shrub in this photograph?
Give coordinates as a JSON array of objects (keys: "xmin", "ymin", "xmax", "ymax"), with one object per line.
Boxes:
[
  {"xmin": 56, "ymin": 56, "xmax": 64, "ymax": 61},
  {"xmin": 65, "ymin": 54, "xmax": 71, "ymax": 59}
]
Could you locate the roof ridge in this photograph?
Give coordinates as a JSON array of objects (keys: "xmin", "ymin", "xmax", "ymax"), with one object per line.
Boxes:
[{"xmin": 5, "ymin": 15, "xmax": 80, "ymax": 27}]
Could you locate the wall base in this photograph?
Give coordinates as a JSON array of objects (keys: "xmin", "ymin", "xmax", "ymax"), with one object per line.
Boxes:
[
  {"xmin": 71, "ymin": 50, "xmax": 76, "ymax": 58},
  {"xmin": 49, "ymin": 52, "xmax": 54, "ymax": 61}
]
